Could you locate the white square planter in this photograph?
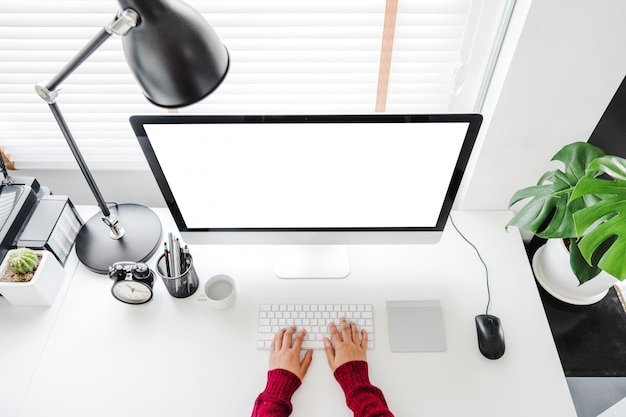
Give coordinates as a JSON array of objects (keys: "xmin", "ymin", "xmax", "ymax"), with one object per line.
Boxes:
[{"xmin": 0, "ymin": 249, "xmax": 65, "ymax": 306}]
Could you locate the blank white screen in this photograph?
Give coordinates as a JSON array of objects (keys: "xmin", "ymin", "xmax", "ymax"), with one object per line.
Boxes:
[{"xmin": 144, "ymin": 121, "xmax": 469, "ymax": 229}]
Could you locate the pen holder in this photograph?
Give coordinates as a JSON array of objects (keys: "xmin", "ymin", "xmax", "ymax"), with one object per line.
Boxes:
[{"xmin": 155, "ymin": 253, "xmax": 199, "ymax": 298}]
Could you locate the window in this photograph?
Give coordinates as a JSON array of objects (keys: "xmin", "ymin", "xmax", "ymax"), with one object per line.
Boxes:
[{"xmin": 0, "ymin": 0, "xmax": 514, "ymax": 170}]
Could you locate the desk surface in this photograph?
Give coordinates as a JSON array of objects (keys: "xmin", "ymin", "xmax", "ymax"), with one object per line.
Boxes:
[{"xmin": 1, "ymin": 209, "xmax": 577, "ymax": 417}]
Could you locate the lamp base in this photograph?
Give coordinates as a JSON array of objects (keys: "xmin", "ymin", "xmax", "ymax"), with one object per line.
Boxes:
[{"xmin": 75, "ymin": 204, "xmax": 162, "ymax": 274}]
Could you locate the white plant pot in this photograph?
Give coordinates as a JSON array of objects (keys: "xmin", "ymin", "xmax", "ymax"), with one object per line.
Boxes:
[
  {"xmin": 0, "ymin": 250, "xmax": 65, "ymax": 306},
  {"xmin": 532, "ymin": 238, "xmax": 617, "ymax": 305}
]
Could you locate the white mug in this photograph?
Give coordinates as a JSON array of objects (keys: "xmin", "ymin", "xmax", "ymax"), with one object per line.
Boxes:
[{"xmin": 204, "ymin": 274, "xmax": 236, "ymax": 309}]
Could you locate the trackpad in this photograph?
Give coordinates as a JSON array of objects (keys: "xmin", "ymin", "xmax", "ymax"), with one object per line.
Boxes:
[{"xmin": 387, "ymin": 300, "xmax": 447, "ymax": 352}]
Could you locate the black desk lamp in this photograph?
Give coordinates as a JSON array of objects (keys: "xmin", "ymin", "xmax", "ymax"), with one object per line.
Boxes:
[{"xmin": 35, "ymin": 0, "xmax": 229, "ymax": 273}]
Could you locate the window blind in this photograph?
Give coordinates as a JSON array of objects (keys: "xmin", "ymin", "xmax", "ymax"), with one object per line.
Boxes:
[{"xmin": 0, "ymin": 0, "xmax": 513, "ymax": 170}]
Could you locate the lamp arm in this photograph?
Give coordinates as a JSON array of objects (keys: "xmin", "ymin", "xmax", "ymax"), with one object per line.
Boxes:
[
  {"xmin": 34, "ymin": 10, "xmax": 139, "ymax": 240},
  {"xmin": 47, "ymin": 101, "xmax": 112, "ymax": 215},
  {"xmin": 46, "ymin": 29, "xmax": 112, "ymax": 93},
  {"xmin": 36, "ymin": 10, "xmax": 138, "ymax": 98}
]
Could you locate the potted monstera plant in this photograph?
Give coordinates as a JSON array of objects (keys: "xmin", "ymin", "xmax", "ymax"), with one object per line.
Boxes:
[{"xmin": 507, "ymin": 141, "xmax": 626, "ymax": 304}]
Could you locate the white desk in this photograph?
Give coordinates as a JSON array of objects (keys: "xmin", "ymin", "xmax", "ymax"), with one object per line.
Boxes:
[
  {"xmin": 0, "ymin": 248, "xmax": 79, "ymax": 417},
  {"xmin": 3, "ymin": 209, "xmax": 577, "ymax": 417}
]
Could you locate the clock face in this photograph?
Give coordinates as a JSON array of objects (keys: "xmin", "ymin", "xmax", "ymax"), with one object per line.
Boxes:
[{"xmin": 112, "ymin": 280, "xmax": 153, "ymax": 304}]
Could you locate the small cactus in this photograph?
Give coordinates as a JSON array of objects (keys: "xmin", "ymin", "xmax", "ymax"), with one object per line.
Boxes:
[{"xmin": 8, "ymin": 248, "xmax": 39, "ymax": 278}]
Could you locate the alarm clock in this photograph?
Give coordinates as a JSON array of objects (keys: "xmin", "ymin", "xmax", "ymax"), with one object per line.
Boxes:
[{"xmin": 108, "ymin": 261, "xmax": 155, "ymax": 304}]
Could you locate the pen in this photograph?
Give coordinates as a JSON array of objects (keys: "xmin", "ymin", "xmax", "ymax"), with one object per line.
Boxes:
[
  {"xmin": 172, "ymin": 237, "xmax": 181, "ymax": 277},
  {"xmin": 183, "ymin": 245, "xmax": 190, "ymax": 292},
  {"xmin": 164, "ymin": 245, "xmax": 171, "ymax": 277},
  {"xmin": 180, "ymin": 244, "xmax": 188, "ymax": 272},
  {"xmin": 178, "ymin": 239, "xmax": 183, "ymax": 273},
  {"xmin": 184, "ymin": 245, "xmax": 191, "ymax": 268}
]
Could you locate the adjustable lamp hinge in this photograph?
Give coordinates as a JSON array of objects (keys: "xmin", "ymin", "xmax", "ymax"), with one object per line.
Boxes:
[
  {"xmin": 102, "ymin": 213, "xmax": 125, "ymax": 240},
  {"xmin": 107, "ymin": 9, "xmax": 140, "ymax": 36},
  {"xmin": 34, "ymin": 82, "xmax": 58, "ymax": 104}
]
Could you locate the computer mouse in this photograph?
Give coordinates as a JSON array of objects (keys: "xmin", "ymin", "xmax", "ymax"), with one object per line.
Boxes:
[{"xmin": 475, "ymin": 314, "xmax": 505, "ymax": 360}]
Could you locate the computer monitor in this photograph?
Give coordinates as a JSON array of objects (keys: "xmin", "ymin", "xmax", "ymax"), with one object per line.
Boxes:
[{"xmin": 131, "ymin": 114, "xmax": 482, "ymax": 278}]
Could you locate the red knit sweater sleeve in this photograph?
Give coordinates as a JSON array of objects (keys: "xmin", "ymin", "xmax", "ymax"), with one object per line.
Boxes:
[
  {"xmin": 251, "ymin": 369, "xmax": 302, "ymax": 417},
  {"xmin": 334, "ymin": 361, "xmax": 395, "ymax": 417}
]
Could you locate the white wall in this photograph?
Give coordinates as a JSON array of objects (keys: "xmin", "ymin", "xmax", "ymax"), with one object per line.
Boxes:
[
  {"xmin": 13, "ymin": 0, "xmax": 626, "ymax": 213},
  {"xmin": 460, "ymin": 0, "xmax": 626, "ymax": 210}
]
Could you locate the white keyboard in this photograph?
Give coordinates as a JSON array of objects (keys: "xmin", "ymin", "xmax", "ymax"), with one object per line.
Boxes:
[{"xmin": 256, "ymin": 303, "xmax": 374, "ymax": 350}]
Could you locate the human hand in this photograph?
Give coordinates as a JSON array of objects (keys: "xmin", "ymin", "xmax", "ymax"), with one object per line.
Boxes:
[
  {"xmin": 269, "ymin": 326, "xmax": 314, "ymax": 381},
  {"xmin": 324, "ymin": 318, "xmax": 368, "ymax": 372}
]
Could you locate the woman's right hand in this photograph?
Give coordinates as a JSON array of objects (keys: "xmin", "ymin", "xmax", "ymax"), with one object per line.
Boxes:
[{"xmin": 323, "ymin": 318, "xmax": 369, "ymax": 372}]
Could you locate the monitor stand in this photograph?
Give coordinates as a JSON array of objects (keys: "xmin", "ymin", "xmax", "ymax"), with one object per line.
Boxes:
[{"xmin": 274, "ymin": 245, "xmax": 350, "ymax": 279}]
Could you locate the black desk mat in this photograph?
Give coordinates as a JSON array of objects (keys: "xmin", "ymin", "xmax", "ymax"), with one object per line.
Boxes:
[{"xmin": 526, "ymin": 237, "xmax": 626, "ymax": 377}]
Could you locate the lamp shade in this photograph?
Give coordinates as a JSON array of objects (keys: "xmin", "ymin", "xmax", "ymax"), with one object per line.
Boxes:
[{"xmin": 117, "ymin": 0, "xmax": 229, "ymax": 108}]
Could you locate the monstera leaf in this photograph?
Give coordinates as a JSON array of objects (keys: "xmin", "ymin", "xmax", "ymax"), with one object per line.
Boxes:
[
  {"xmin": 507, "ymin": 142, "xmax": 605, "ymax": 238},
  {"xmin": 571, "ymin": 155, "xmax": 626, "ymax": 281},
  {"xmin": 568, "ymin": 237, "xmax": 605, "ymax": 285}
]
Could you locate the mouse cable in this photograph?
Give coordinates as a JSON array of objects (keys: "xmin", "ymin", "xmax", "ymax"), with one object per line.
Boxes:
[{"xmin": 449, "ymin": 214, "xmax": 491, "ymax": 316}]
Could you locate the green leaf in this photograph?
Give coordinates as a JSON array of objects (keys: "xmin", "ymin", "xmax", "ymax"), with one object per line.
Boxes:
[
  {"xmin": 585, "ymin": 155, "xmax": 626, "ymax": 180},
  {"xmin": 553, "ymin": 141, "xmax": 606, "ymax": 179},
  {"xmin": 506, "ymin": 180, "xmax": 574, "ymax": 238},
  {"xmin": 568, "ymin": 239, "xmax": 602, "ymax": 285},
  {"xmin": 571, "ymin": 166, "xmax": 626, "ymax": 280},
  {"xmin": 506, "ymin": 142, "xmax": 605, "ymax": 238}
]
